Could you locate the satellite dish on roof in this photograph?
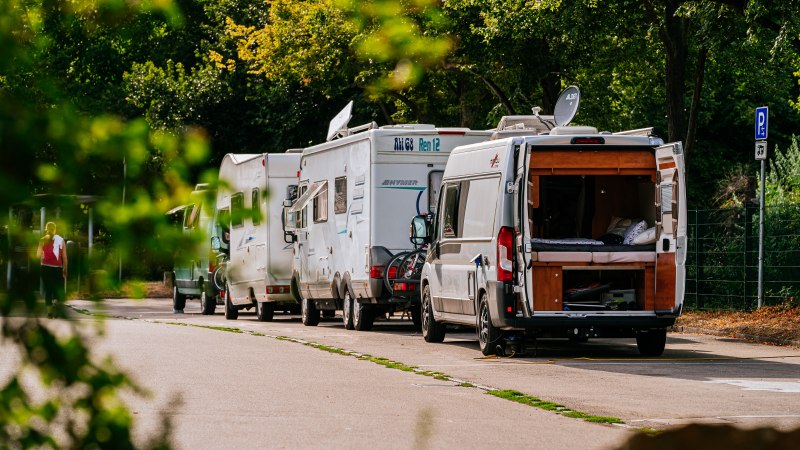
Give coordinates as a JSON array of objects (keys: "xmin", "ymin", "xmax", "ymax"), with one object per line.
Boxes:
[
  {"xmin": 553, "ymin": 86, "xmax": 581, "ymax": 126},
  {"xmin": 327, "ymin": 101, "xmax": 354, "ymax": 141}
]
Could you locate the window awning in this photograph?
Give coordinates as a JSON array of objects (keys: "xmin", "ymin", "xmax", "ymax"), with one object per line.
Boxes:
[
  {"xmin": 166, "ymin": 204, "xmax": 191, "ymax": 216},
  {"xmin": 289, "ymin": 181, "xmax": 327, "ymax": 213}
]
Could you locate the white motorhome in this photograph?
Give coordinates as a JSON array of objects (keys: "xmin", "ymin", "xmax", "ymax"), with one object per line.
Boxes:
[
  {"xmin": 411, "ymin": 89, "xmax": 686, "ymax": 356},
  {"xmin": 284, "ymin": 104, "xmax": 492, "ymax": 330},
  {"xmin": 216, "ymin": 152, "xmax": 301, "ymax": 321}
]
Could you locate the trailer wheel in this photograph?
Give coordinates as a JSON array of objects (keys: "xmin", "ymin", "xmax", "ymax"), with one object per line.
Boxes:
[
  {"xmin": 172, "ymin": 285, "xmax": 186, "ymax": 312},
  {"xmin": 301, "ymin": 298, "xmax": 320, "ymax": 326},
  {"xmin": 636, "ymin": 329, "xmax": 667, "ymax": 356},
  {"xmin": 478, "ymin": 295, "xmax": 503, "ymax": 356},
  {"xmin": 342, "ymin": 290, "xmax": 355, "ymax": 330},
  {"xmin": 353, "ymin": 300, "xmax": 373, "ymax": 331},
  {"xmin": 200, "ymin": 291, "xmax": 216, "ymax": 315},
  {"xmin": 421, "ymin": 285, "xmax": 445, "ymax": 343},
  {"xmin": 224, "ymin": 287, "xmax": 238, "ymax": 320},
  {"xmin": 256, "ymin": 301, "xmax": 275, "ymax": 322}
]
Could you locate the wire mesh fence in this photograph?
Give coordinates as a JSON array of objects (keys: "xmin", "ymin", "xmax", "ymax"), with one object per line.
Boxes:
[{"xmin": 685, "ymin": 203, "xmax": 800, "ymax": 310}]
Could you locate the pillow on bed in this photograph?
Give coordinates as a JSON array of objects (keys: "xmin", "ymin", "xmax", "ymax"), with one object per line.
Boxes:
[
  {"xmin": 623, "ymin": 220, "xmax": 648, "ymax": 245},
  {"xmin": 633, "ymin": 227, "xmax": 657, "ymax": 245}
]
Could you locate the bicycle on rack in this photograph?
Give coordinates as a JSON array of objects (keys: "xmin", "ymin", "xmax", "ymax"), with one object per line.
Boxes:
[{"xmin": 383, "ymin": 248, "xmax": 427, "ymax": 329}]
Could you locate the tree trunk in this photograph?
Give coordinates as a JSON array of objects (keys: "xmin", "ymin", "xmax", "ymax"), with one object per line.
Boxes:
[
  {"xmin": 685, "ymin": 46, "xmax": 708, "ymax": 158},
  {"xmin": 660, "ymin": 0, "xmax": 689, "ymax": 144}
]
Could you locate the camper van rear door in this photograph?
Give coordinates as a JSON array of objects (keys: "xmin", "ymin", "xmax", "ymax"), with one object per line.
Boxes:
[
  {"xmin": 654, "ymin": 142, "xmax": 686, "ymax": 256},
  {"xmin": 514, "ymin": 142, "xmax": 533, "ymax": 316},
  {"xmin": 289, "ymin": 181, "xmax": 327, "ymax": 214}
]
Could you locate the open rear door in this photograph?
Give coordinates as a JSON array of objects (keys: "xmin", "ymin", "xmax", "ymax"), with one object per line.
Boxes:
[
  {"xmin": 513, "ymin": 141, "xmax": 533, "ymax": 316},
  {"xmin": 654, "ymin": 143, "xmax": 687, "ymax": 314}
]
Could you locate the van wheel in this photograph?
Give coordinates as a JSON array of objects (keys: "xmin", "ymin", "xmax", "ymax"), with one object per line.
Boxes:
[
  {"xmin": 478, "ymin": 295, "xmax": 503, "ymax": 356},
  {"xmin": 421, "ymin": 285, "xmax": 445, "ymax": 343},
  {"xmin": 256, "ymin": 301, "xmax": 275, "ymax": 322},
  {"xmin": 636, "ymin": 329, "xmax": 667, "ymax": 356},
  {"xmin": 172, "ymin": 286, "xmax": 186, "ymax": 312},
  {"xmin": 410, "ymin": 304, "xmax": 422, "ymax": 331},
  {"xmin": 342, "ymin": 291, "xmax": 355, "ymax": 330},
  {"xmin": 353, "ymin": 301, "xmax": 373, "ymax": 331},
  {"xmin": 200, "ymin": 291, "xmax": 216, "ymax": 315},
  {"xmin": 224, "ymin": 288, "xmax": 238, "ymax": 320},
  {"xmin": 301, "ymin": 298, "xmax": 320, "ymax": 326}
]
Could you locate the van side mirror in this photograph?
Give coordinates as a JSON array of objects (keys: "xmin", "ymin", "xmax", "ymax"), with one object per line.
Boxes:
[
  {"xmin": 282, "ymin": 205, "xmax": 297, "ymax": 244},
  {"xmin": 211, "ymin": 236, "xmax": 221, "ymax": 252},
  {"xmin": 410, "ymin": 215, "xmax": 431, "ymax": 246}
]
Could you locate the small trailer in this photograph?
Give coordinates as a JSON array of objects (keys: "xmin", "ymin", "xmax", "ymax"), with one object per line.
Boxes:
[{"xmin": 216, "ymin": 151, "xmax": 301, "ymax": 321}]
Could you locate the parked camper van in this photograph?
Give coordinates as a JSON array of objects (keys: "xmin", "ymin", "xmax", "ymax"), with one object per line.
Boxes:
[
  {"xmin": 283, "ymin": 103, "xmax": 492, "ymax": 330},
  {"xmin": 216, "ymin": 152, "xmax": 301, "ymax": 321},
  {"xmin": 169, "ymin": 184, "xmax": 219, "ymax": 314},
  {"xmin": 411, "ymin": 88, "xmax": 686, "ymax": 356}
]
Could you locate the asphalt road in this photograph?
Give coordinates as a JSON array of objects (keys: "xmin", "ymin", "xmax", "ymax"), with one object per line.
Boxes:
[{"xmin": 34, "ymin": 298, "xmax": 800, "ymax": 447}]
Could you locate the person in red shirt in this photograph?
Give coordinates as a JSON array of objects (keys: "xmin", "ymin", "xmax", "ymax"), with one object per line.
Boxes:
[{"xmin": 37, "ymin": 222, "xmax": 67, "ymax": 317}]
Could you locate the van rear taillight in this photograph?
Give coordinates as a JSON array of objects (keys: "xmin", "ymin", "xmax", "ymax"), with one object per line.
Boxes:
[
  {"xmin": 497, "ymin": 226, "xmax": 514, "ymax": 282},
  {"xmin": 387, "ymin": 266, "xmax": 398, "ymax": 279},
  {"xmin": 369, "ymin": 266, "xmax": 385, "ymax": 279}
]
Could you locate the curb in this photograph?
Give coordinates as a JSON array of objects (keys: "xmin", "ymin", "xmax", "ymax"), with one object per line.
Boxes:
[{"xmin": 670, "ymin": 325, "xmax": 800, "ymax": 348}]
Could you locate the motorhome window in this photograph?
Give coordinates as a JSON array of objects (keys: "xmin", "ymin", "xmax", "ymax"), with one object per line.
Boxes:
[
  {"xmin": 428, "ymin": 171, "xmax": 444, "ymax": 214},
  {"xmin": 185, "ymin": 204, "xmax": 200, "ymax": 229},
  {"xmin": 286, "ymin": 184, "xmax": 298, "ymax": 201},
  {"xmin": 334, "ymin": 177, "xmax": 347, "ymax": 214},
  {"xmin": 442, "ymin": 183, "xmax": 461, "ymax": 238},
  {"xmin": 231, "ymin": 192, "xmax": 244, "ymax": 228},
  {"xmin": 461, "ymin": 177, "xmax": 500, "ymax": 238},
  {"xmin": 251, "ymin": 188, "xmax": 262, "ymax": 226},
  {"xmin": 313, "ymin": 181, "xmax": 328, "ymax": 223}
]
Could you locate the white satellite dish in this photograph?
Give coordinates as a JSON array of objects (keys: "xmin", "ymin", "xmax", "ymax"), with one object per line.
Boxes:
[
  {"xmin": 326, "ymin": 100, "xmax": 354, "ymax": 141},
  {"xmin": 553, "ymin": 86, "xmax": 581, "ymax": 126}
]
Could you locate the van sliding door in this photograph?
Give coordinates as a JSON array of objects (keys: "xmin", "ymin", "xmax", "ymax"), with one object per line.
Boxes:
[{"xmin": 654, "ymin": 143, "xmax": 687, "ymax": 313}]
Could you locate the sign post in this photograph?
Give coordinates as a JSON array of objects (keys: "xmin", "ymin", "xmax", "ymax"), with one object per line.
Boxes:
[{"xmin": 754, "ymin": 107, "xmax": 768, "ymax": 309}]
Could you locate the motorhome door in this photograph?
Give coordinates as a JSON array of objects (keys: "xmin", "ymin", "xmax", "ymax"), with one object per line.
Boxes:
[{"xmin": 654, "ymin": 142, "xmax": 687, "ymax": 312}]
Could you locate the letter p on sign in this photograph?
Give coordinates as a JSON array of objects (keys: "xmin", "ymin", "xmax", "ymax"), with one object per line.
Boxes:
[{"xmin": 755, "ymin": 106, "xmax": 768, "ymax": 140}]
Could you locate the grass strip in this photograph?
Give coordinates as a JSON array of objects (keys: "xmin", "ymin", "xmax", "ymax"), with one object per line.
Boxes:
[{"xmin": 487, "ymin": 390, "xmax": 623, "ymax": 424}]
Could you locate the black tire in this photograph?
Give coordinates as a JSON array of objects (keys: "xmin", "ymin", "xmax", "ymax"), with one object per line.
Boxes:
[
  {"xmin": 636, "ymin": 329, "xmax": 667, "ymax": 356},
  {"xmin": 342, "ymin": 290, "xmax": 354, "ymax": 330},
  {"xmin": 224, "ymin": 287, "xmax": 238, "ymax": 320},
  {"xmin": 301, "ymin": 298, "xmax": 320, "ymax": 326},
  {"xmin": 478, "ymin": 295, "xmax": 504, "ymax": 356},
  {"xmin": 421, "ymin": 285, "xmax": 445, "ymax": 343},
  {"xmin": 172, "ymin": 285, "xmax": 186, "ymax": 312},
  {"xmin": 200, "ymin": 291, "xmax": 216, "ymax": 315},
  {"xmin": 353, "ymin": 300, "xmax": 373, "ymax": 331},
  {"xmin": 256, "ymin": 301, "xmax": 275, "ymax": 322},
  {"xmin": 410, "ymin": 304, "xmax": 422, "ymax": 331}
]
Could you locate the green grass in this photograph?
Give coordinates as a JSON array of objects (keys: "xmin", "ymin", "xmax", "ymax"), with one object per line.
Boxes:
[{"xmin": 487, "ymin": 390, "xmax": 624, "ymax": 424}]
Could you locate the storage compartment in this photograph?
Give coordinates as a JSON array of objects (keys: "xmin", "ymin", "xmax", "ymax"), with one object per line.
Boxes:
[{"xmin": 561, "ymin": 268, "xmax": 649, "ymax": 311}]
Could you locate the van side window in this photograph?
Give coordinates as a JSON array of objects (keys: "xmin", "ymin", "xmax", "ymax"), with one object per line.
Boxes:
[
  {"xmin": 231, "ymin": 192, "xmax": 244, "ymax": 228},
  {"xmin": 461, "ymin": 177, "xmax": 500, "ymax": 238},
  {"xmin": 334, "ymin": 177, "xmax": 347, "ymax": 214},
  {"xmin": 251, "ymin": 188, "xmax": 262, "ymax": 226},
  {"xmin": 313, "ymin": 181, "xmax": 328, "ymax": 223},
  {"xmin": 442, "ymin": 183, "xmax": 461, "ymax": 238}
]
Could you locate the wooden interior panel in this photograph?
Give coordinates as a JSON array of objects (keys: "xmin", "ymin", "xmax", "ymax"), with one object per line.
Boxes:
[
  {"xmin": 532, "ymin": 266, "xmax": 563, "ymax": 311},
  {"xmin": 591, "ymin": 176, "xmax": 646, "ymax": 238},
  {"xmin": 643, "ymin": 266, "xmax": 656, "ymax": 310},
  {"xmin": 530, "ymin": 150, "xmax": 655, "ymax": 171},
  {"xmin": 655, "ymin": 253, "xmax": 677, "ymax": 310}
]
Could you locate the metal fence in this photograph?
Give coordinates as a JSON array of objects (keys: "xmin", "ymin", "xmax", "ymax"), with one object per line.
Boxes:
[{"xmin": 685, "ymin": 203, "xmax": 800, "ymax": 310}]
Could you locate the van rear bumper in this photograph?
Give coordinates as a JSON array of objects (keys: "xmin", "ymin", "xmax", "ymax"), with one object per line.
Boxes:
[{"xmin": 499, "ymin": 315, "xmax": 677, "ymax": 330}]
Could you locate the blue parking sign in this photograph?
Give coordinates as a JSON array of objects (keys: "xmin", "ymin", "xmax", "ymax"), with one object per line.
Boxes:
[{"xmin": 755, "ymin": 106, "xmax": 768, "ymax": 140}]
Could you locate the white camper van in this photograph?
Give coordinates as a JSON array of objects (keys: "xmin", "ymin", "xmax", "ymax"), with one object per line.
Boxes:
[
  {"xmin": 283, "ymin": 103, "xmax": 492, "ymax": 330},
  {"xmin": 411, "ymin": 88, "xmax": 686, "ymax": 356},
  {"xmin": 216, "ymin": 152, "xmax": 301, "ymax": 321}
]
